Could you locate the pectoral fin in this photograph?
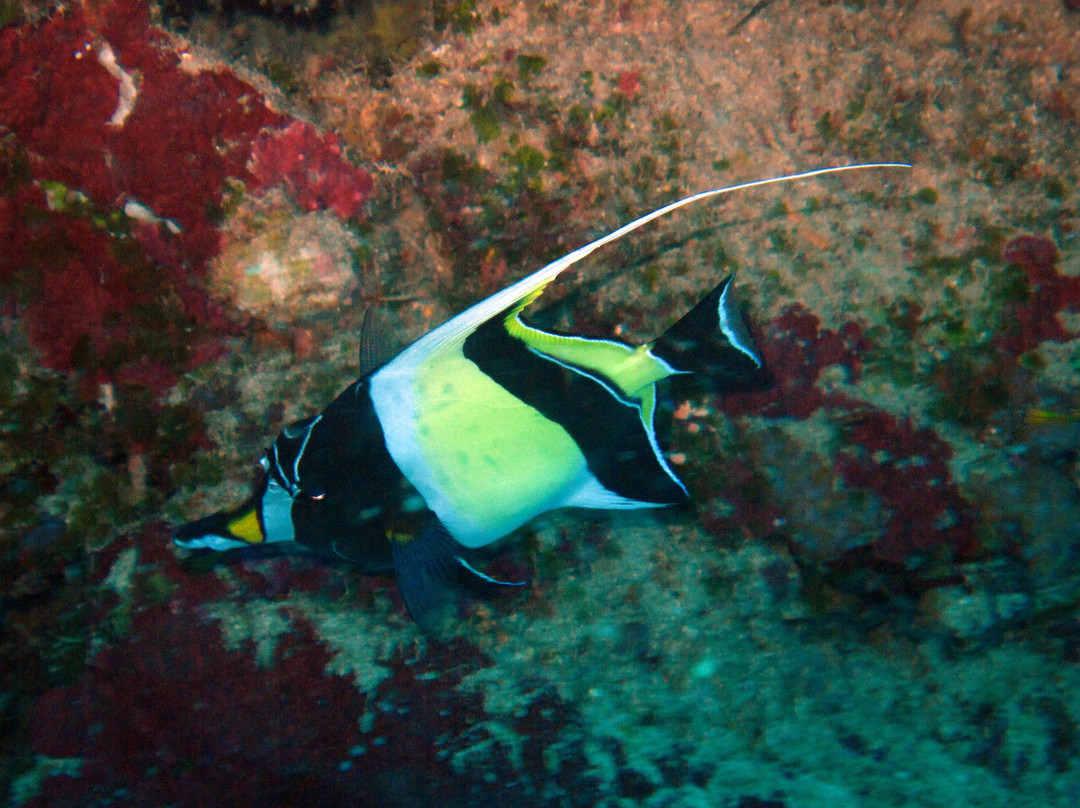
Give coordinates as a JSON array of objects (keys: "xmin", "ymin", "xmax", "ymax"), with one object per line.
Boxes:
[
  {"xmin": 390, "ymin": 520, "xmax": 460, "ymax": 631},
  {"xmin": 390, "ymin": 520, "xmax": 526, "ymax": 631}
]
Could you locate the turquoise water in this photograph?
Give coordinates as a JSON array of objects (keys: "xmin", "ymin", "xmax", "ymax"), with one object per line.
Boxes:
[{"xmin": 2, "ymin": 1, "xmax": 1078, "ymax": 806}]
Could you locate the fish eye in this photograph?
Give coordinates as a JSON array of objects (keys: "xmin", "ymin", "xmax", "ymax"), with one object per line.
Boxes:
[
  {"xmin": 306, "ymin": 487, "xmax": 326, "ymax": 501},
  {"xmin": 258, "ymin": 455, "xmax": 270, "ymax": 471}
]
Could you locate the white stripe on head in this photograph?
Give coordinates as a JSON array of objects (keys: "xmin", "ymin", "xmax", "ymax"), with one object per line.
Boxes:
[
  {"xmin": 261, "ymin": 478, "xmax": 296, "ymax": 543},
  {"xmin": 292, "ymin": 414, "xmax": 322, "ymax": 490}
]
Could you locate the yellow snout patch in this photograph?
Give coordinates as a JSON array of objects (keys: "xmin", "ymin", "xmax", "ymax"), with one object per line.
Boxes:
[{"xmin": 227, "ymin": 508, "xmax": 264, "ymax": 544}]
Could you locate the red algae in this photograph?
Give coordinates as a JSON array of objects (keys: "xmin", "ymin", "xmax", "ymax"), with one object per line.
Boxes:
[
  {"xmin": 0, "ymin": 0, "xmax": 374, "ymax": 389},
  {"xmin": 249, "ymin": 122, "xmax": 374, "ymax": 221},
  {"xmin": 723, "ymin": 305, "xmax": 870, "ymax": 420},
  {"xmin": 0, "ymin": 0, "xmax": 287, "ymax": 270},
  {"xmin": 716, "ymin": 305, "xmax": 979, "ymax": 566},
  {"xmin": 999, "ymin": 235, "xmax": 1079, "ymax": 355},
  {"xmin": 21, "ymin": 528, "xmax": 599, "ymax": 807},
  {"xmin": 615, "ymin": 69, "xmax": 643, "ymax": 98},
  {"xmin": 26, "ymin": 614, "xmax": 368, "ymax": 807},
  {"xmin": 834, "ymin": 407, "xmax": 977, "ymax": 563}
]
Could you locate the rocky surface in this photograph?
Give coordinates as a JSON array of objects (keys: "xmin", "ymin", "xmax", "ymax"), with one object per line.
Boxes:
[{"xmin": 2, "ymin": 1, "xmax": 1078, "ymax": 806}]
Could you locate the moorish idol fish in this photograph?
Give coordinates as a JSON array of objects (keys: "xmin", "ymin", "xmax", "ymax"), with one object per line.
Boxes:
[{"xmin": 175, "ymin": 163, "xmax": 909, "ymax": 628}]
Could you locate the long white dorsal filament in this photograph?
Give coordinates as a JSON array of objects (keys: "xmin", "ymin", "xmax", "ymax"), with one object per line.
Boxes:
[{"xmin": 401, "ymin": 162, "xmax": 912, "ymax": 358}]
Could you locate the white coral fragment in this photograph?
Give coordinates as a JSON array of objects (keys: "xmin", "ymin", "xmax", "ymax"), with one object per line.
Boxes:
[{"xmin": 97, "ymin": 41, "xmax": 138, "ymax": 127}]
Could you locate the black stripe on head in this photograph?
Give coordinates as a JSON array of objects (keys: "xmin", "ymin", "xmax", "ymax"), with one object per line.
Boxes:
[
  {"xmin": 463, "ymin": 314, "xmax": 687, "ymax": 506},
  {"xmin": 268, "ymin": 382, "xmax": 413, "ymax": 567}
]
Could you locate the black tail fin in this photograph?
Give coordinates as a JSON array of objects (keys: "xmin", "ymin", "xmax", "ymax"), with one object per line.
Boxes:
[{"xmin": 650, "ymin": 275, "xmax": 766, "ymax": 392}]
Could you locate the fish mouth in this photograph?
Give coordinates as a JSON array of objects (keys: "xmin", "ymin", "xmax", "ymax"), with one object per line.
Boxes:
[{"xmin": 173, "ymin": 497, "xmax": 263, "ymax": 552}]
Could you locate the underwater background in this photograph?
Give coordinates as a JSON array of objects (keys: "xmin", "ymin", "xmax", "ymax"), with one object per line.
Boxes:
[{"xmin": 1, "ymin": 0, "xmax": 1079, "ymax": 805}]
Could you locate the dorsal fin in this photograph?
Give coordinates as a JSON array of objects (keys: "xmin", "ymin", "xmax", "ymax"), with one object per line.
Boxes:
[
  {"xmin": 379, "ymin": 163, "xmax": 911, "ymax": 369},
  {"xmin": 359, "ymin": 307, "xmax": 397, "ymax": 375}
]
